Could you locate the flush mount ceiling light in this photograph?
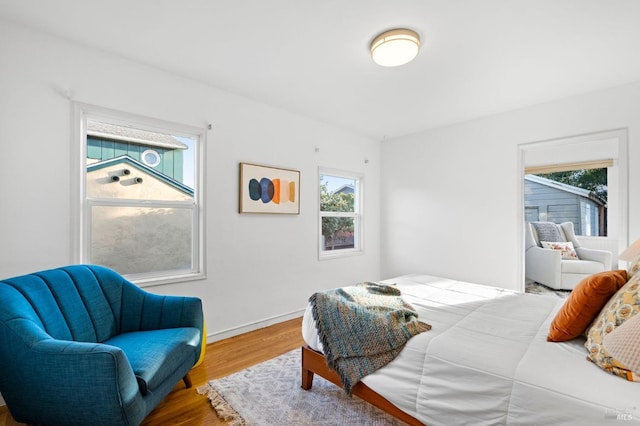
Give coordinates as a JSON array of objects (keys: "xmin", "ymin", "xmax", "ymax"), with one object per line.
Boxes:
[{"xmin": 370, "ymin": 28, "xmax": 420, "ymax": 67}]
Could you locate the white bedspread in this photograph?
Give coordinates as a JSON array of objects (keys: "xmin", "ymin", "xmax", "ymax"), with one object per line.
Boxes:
[{"xmin": 302, "ymin": 274, "xmax": 640, "ymax": 425}]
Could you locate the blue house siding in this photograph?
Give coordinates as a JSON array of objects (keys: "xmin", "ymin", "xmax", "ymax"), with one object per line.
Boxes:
[
  {"xmin": 524, "ymin": 175, "xmax": 604, "ymax": 236},
  {"xmin": 87, "ymin": 136, "xmax": 184, "ymax": 183}
]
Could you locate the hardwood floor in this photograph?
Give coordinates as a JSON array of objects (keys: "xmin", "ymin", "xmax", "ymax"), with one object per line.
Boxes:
[{"xmin": 1, "ymin": 317, "xmax": 305, "ymax": 426}]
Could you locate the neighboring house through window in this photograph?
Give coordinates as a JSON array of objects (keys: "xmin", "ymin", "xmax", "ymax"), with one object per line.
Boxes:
[
  {"xmin": 319, "ymin": 168, "xmax": 363, "ymax": 259},
  {"xmin": 74, "ymin": 104, "xmax": 205, "ymax": 286},
  {"xmin": 524, "ymin": 168, "xmax": 608, "ymax": 236},
  {"xmin": 520, "ymin": 128, "xmax": 628, "ymax": 281}
]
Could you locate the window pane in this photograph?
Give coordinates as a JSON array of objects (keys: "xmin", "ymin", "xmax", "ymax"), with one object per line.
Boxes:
[
  {"xmin": 318, "ymin": 169, "xmax": 362, "ymax": 259},
  {"xmin": 86, "ymin": 120, "xmax": 195, "ymax": 201},
  {"xmin": 322, "ymin": 216, "xmax": 355, "ymax": 251},
  {"xmin": 78, "ymin": 105, "xmax": 204, "ymax": 285},
  {"xmin": 320, "ymin": 175, "xmax": 356, "ymax": 212},
  {"xmin": 91, "ymin": 205, "xmax": 193, "ymax": 275}
]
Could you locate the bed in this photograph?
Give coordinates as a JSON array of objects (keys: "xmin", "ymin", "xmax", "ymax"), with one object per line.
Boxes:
[{"xmin": 301, "ymin": 274, "xmax": 640, "ymax": 425}]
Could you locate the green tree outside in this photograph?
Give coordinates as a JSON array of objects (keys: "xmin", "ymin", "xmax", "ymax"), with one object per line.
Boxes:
[
  {"xmin": 320, "ymin": 181, "xmax": 355, "ymax": 248},
  {"xmin": 537, "ymin": 168, "xmax": 607, "ymax": 202}
]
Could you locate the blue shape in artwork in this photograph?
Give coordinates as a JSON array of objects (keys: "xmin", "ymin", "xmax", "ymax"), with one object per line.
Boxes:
[
  {"xmin": 260, "ymin": 178, "xmax": 274, "ymax": 203},
  {"xmin": 248, "ymin": 179, "xmax": 262, "ymax": 201}
]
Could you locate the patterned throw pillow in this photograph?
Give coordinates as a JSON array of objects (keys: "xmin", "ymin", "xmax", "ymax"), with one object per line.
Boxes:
[
  {"xmin": 585, "ymin": 273, "xmax": 640, "ymax": 381},
  {"xmin": 627, "ymin": 253, "xmax": 640, "ymax": 279},
  {"xmin": 541, "ymin": 241, "xmax": 579, "ymax": 260}
]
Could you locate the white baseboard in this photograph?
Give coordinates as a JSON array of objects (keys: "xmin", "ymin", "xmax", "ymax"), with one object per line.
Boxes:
[{"xmin": 207, "ymin": 308, "xmax": 305, "ymax": 343}]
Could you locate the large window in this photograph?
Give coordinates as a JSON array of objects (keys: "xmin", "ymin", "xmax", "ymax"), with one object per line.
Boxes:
[
  {"xmin": 74, "ymin": 104, "xmax": 205, "ymax": 286},
  {"xmin": 319, "ymin": 169, "xmax": 363, "ymax": 259}
]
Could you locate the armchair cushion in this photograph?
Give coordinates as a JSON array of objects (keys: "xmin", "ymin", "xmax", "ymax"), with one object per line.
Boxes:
[
  {"xmin": 106, "ymin": 327, "xmax": 200, "ymax": 395},
  {"xmin": 561, "ymin": 259, "xmax": 605, "ymax": 275}
]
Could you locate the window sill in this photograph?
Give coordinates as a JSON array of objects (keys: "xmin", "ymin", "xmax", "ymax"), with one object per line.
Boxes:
[
  {"xmin": 128, "ymin": 271, "xmax": 206, "ymax": 288},
  {"xmin": 318, "ymin": 249, "xmax": 363, "ymax": 261}
]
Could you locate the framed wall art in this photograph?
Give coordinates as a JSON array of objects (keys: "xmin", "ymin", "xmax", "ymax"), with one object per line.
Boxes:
[{"xmin": 239, "ymin": 162, "xmax": 300, "ymax": 214}]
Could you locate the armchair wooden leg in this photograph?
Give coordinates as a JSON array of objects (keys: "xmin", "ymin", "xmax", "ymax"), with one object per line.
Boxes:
[{"xmin": 182, "ymin": 373, "xmax": 192, "ymax": 389}]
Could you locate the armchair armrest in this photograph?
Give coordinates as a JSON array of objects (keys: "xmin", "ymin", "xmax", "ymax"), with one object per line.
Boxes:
[
  {"xmin": 120, "ymin": 282, "xmax": 203, "ymax": 332},
  {"xmin": 576, "ymin": 247, "xmax": 612, "ymax": 270},
  {"xmin": 140, "ymin": 293, "xmax": 203, "ymax": 331},
  {"xmin": 1, "ymin": 320, "xmax": 145, "ymax": 426},
  {"xmin": 525, "ymin": 246, "xmax": 562, "ymax": 287},
  {"xmin": 119, "ymin": 282, "xmax": 205, "ymax": 368}
]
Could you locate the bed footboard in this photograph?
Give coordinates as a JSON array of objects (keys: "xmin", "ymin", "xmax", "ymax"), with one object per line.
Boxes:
[{"xmin": 300, "ymin": 345, "xmax": 424, "ymax": 425}]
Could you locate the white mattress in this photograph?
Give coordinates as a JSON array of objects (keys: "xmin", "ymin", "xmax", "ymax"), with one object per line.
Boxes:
[{"xmin": 302, "ymin": 274, "xmax": 640, "ymax": 425}]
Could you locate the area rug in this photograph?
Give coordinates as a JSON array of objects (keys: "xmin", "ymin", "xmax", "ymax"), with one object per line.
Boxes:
[
  {"xmin": 197, "ymin": 349, "xmax": 405, "ymax": 425},
  {"xmin": 525, "ymin": 281, "xmax": 571, "ymax": 299}
]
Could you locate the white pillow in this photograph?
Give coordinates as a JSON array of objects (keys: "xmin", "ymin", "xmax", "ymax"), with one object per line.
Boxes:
[{"xmin": 541, "ymin": 241, "xmax": 579, "ymax": 260}]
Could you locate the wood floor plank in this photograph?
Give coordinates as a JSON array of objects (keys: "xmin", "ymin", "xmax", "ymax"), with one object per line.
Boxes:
[{"xmin": 2, "ymin": 317, "xmax": 305, "ymax": 426}]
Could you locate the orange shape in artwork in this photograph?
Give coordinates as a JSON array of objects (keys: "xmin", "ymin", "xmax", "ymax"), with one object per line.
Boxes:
[
  {"xmin": 289, "ymin": 182, "xmax": 296, "ymax": 202},
  {"xmin": 272, "ymin": 179, "xmax": 281, "ymax": 204}
]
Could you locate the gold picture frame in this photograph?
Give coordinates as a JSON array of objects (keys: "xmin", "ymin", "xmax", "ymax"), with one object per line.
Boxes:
[{"xmin": 239, "ymin": 163, "xmax": 300, "ymax": 214}]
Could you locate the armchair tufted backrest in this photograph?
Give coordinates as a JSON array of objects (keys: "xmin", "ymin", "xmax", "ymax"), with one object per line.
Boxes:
[{"xmin": 0, "ymin": 265, "xmax": 132, "ymax": 343}]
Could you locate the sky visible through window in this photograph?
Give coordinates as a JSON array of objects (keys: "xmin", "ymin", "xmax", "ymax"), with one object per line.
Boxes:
[
  {"xmin": 321, "ymin": 175, "xmax": 354, "ymax": 192},
  {"xmin": 175, "ymin": 136, "xmax": 195, "ymax": 189}
]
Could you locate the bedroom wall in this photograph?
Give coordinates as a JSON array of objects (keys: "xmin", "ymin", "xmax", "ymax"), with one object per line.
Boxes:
[
  {"xmin": 381, "ymin": 82, "xmax": 640, "ymax": 290},
  {"xmin": 0, "ymin": 21, "xmax": 382, "ymax": 342}
]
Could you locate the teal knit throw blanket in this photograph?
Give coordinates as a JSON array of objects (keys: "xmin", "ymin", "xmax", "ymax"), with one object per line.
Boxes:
[{"xmin": 309, "ymin": 282, "xmax": 431, "ymax": 394}]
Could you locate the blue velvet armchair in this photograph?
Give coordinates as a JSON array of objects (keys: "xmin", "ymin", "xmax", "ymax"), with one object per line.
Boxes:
[{"xmin": 0, "ymin": 264, "xmax": 204, "ymax": 426}]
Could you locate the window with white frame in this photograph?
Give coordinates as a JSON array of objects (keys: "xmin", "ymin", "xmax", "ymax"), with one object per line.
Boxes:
[
  {"xmin": 74, "ymin": 104, "xmax": 205, "ymax": 286},
  {"xmin": 319, "ymin": 169, "xmax": 362, "ymax": 258}
]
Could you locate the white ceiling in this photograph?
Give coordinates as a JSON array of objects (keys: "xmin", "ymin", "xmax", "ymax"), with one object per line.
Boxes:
[{"xmin": 2, "ymin": 0, "xmax": 640, "ymax": 140}]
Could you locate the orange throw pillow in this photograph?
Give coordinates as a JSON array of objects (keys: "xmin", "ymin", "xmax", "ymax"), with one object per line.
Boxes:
[{"xmin": 547, "ymin": 270, "xmax": 628, "ymax": 342}]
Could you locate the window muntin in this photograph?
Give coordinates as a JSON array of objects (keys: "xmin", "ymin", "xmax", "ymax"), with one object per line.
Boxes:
[
  {"xmin": 76, "ymin": 105, "xmax": 205, "ymax": 286},
  {"xmin": 319, "ymin": 171, "xmax": 362, "ymax": 258}
]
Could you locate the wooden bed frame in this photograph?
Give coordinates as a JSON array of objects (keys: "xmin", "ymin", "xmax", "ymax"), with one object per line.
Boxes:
[{"xmin": 300, "ymin": 345, "xmax": 424, "ymax": 425}]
